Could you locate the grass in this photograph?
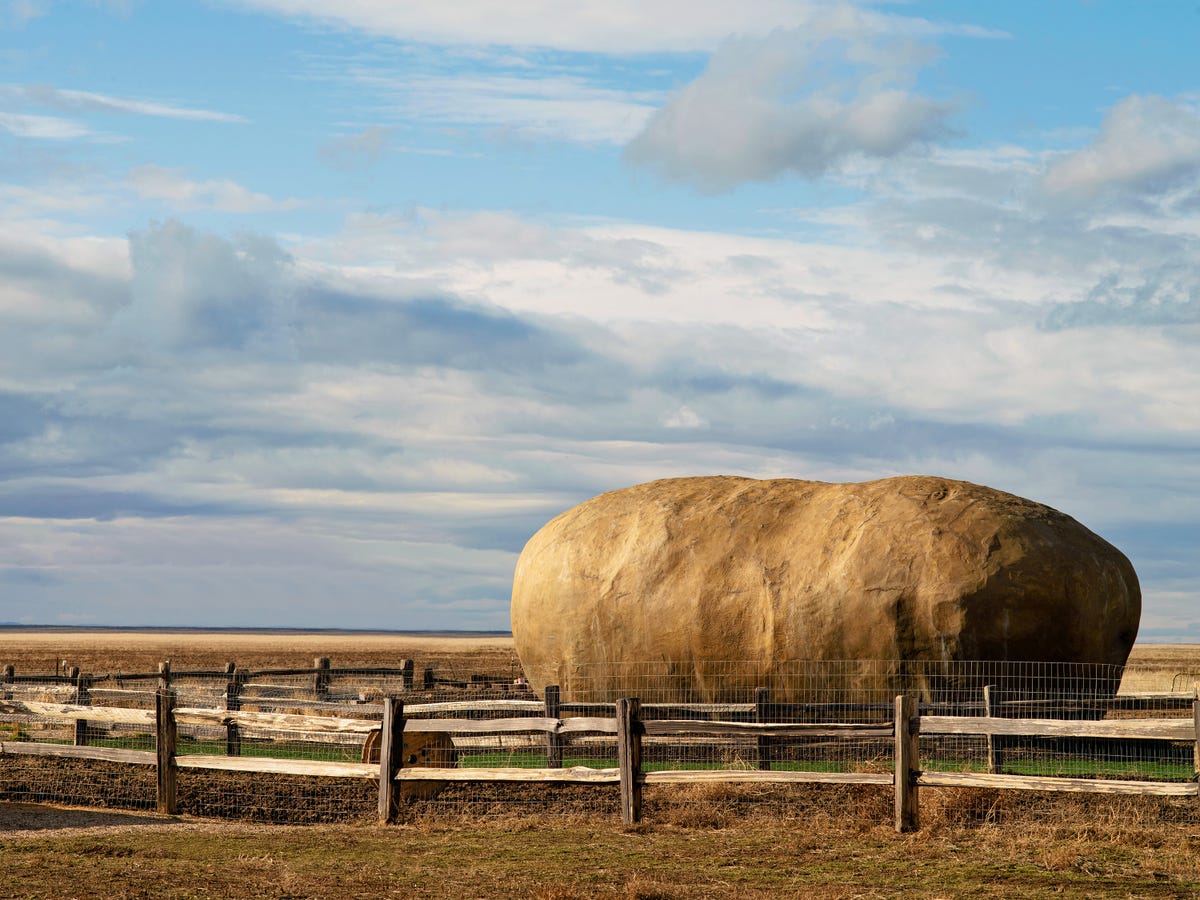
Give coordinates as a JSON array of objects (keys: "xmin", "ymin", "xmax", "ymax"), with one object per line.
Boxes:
[
  {"xmin": 6, "ymin": 638, "xmax": 1200, "ymax": 896},
  {"xmin": 5, "ymin": 790, "xmax": 1200, "ymax": 899},
  {"xmin": 19, "ymin": 734, "xmax": 1197, "ymax": 782},
  {"xmin": 12, "ymin": 733, "xmax": 370, "ymax": 763}
]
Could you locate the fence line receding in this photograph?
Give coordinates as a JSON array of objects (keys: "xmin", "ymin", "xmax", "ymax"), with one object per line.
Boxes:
[{"xmin": 3, "ymin": 659, "xmax": 1199, "ymax": 830}]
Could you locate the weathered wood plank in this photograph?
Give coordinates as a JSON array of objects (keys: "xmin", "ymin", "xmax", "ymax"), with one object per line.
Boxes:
[
  {"xmin": 0, "ymin": 699, "xmax": 156, "ymax": 726},
  {"xmin": 174, "ymin": 707, "xmax": 378, "ymax": 734},
  {"xmin": 175, "ymin": 755, "xmax": 377, "ymax": 779},
  {"xmin": 87, "ymin": 690, "xmax": 173, "ymax": 705},
  {"xmin": 641, "ymin": 702, "xmax": 756, "ymax": 715},
  {"xmin": 403, "ymin": 699, "xmax": 544, "ymax": 714},
  {"xmin": 219, "ymin": 727, "xmax": 365, "ymax": 746},
  {"xmin": 238, "ymin": 683, "xmax": 317, "ymax": 697},
  {"xmin": 920, "ymin": 715, "xmax": 1194, "ymax": 740},
  {"xmin": 404, "ymin": 716, "xmax": 557, "ymax": 735},
  {"xmin": 641, "ymin": 720, "xmax": 893, "ymax": 739},
  {"xmin": 402, "ymin": 716, "xmax": 619, "ymax": 735},
  {"xmin": 239, "ymin": 700, "xmax": 384, "ymax": 718},
  {"xmin": 395, "ymin": 766, "xmax": 621, "ymax": 783},
  {"xmin": 642, "ymin": 769, "xmax": 894, "ymax": 785},
  {"xmin": 916, "ymin": 771, "xmax": 1200, "ymax": 796},
  {"xmin": 1193, "ymin": 698, "xmax": 1200, "ymax": 777},
  {"xmin": 0, "ymin": 741, "xmax": 156, "ymax": 765},
  {"xmin": 558, "ymin": 717, "xmax": 618, "ymax": 735}
]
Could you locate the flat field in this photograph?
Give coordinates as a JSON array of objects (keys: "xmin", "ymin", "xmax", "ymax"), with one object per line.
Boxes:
[
  {"xmin": 4, "ymin": 633, "xmax": 1200, "ymax": 898},
  {"xmin": 5, "ymin": 790, "xmax": 1200, "ymax": 898},
  {"xmin": 1, "ymin": 628, "xmax": 1194, "ymax": 683},
  {"xmin": 0, "ymin": 628, "xmax": 519, "ymax": 678}
]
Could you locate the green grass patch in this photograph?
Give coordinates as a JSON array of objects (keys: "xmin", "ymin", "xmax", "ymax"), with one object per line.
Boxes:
[{"xmin": 1000, "ymin": 758, "xmax": 1195, "ymax": 782}]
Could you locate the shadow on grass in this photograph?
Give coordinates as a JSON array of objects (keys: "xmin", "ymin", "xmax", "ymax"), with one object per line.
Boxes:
[{"xmin": 0, "ymin": 801, "xmax": 180, "ymax": 834}]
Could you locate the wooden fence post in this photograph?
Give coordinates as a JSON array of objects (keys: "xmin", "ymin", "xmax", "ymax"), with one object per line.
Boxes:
[
  {"xmin": 544, "ymin": 685, "xmax": 564, "ymax": 768},
  {"xmin": 3, "ymin": 664, "xmax": 14, "ymax": 700},
  {"xmin": 225, "ymin": 663, "xmax": 243, "ymax": 757},
  {"xmin": 894, "ymin": 694, "xmax": 919, "ymax": 833},
  {"xmin": 378, "ymin": 696, "xmax": 405, "ymax": 825},
  {"xmin": 984, "ymin": 684, "xmax": 1003, "ymax": 774},
  {"xmin": 71, "ymin": 667, "xmax": 90, "ymax": 746},
  {"xmin": 1192, "ymin": 692, "xmax": 1199, "ymax": 779},
  {"xmin": 422, "ymin": 666, "xmax": 435, "ymax": 690},
  {"xmin": 755, "ymin": 686, "xmax": 773, "ymax": 770},
  {"xmin": 158, "ymin": 660, "xmax": 171, "ymax": 693},
  {"xmin": 616, "ymin": 697, "xmax": 643, "ymax": 825},
  {"xmin": 401, "ymin": 659, "xmax": 414, "ymax": 692},
  {"xmin": 156, "ymin": 687, "xmax": 178, "ymax": 815},
  {"xmin": 313, "ymin": 657, "xmax": 331, "ymax": 700}
]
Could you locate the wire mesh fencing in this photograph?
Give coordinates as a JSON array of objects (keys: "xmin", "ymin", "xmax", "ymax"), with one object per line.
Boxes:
[
  {"xmin": 515, "ymin": 659, "xmax": 1200, "ymax": 789},
  {"xmin": 3, "ymin": 658, "xmax": 1200, "ymax": 824}
]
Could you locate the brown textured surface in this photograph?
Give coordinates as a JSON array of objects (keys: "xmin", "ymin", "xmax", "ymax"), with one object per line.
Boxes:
[
  {"xmin": 510, "ymin": 475, "xmax": 1141, "ymax": 700},
  {"xmin": 360, "ymin": 730, "xmax": 456, "ymax": 800}
]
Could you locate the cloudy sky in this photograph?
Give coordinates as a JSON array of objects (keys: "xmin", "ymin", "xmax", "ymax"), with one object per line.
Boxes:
[{"xmin": 1, "ymin": 2, "xmax": 1197, "ymax": 638}]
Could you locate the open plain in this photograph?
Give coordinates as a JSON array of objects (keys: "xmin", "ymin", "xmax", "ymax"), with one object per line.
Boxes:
[
  {"xmin": 0, "ymin": 628, "xmax": 519, "ymax": 678},
  {"xmin": 2, "ymin": 628, "xmax": 1193, "ymax": 682},
  {"xmin": 4, "ymin": 631, "xmax": 1200, "ymax": 898}
]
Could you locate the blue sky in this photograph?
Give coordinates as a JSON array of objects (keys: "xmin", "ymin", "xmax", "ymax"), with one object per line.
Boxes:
[{"xmin": 0, "ymin": 1, "xmax": 1197, "ymax": 640}]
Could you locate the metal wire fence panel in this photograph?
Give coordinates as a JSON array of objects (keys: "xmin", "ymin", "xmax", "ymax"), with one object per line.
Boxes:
[
  {"xmin": 176, "ymin": 770, "xmax": 377, "ymax": 824},
  {"xmin": 3, "ymin": 659, "xmax": 1199, "ymax": 823},
  {"xmin": 560, "ymin": 658, "xmax": 1141, "ymax": 706},
  {"xmin": 562, "ymin": 660, "xmax": 900, "ymax": 775},
  {"xmin": 404, "ymin": 781, "xmax": 623, "ymax": 821},
  {"xmin": 0, "ymin": 756, "xmax": 156, "ymax": 810},
  {"xmin": 555, "ymin": 660, "xmax": 1197, "ymax": 781}
]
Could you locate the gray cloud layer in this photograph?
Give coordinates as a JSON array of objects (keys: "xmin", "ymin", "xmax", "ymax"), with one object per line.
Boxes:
[
  {"xmin": 1, "ymin": 5, "xmax": 1197, "ymax": 637},
  {"xmin": 625, "ymin": 17, "xmax": 954, "ymax": 190}
]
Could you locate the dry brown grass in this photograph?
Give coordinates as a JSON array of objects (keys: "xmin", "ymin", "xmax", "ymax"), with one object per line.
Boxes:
[
  {"xmin": 6, "ymin": 631, "xmax": 1196, "ymax": 690},
  {"xmin": 5, "ymin": 634, "xmax": 1200, "ymax": 897},
  {"xmin": 0, "ymin": 628, "xmax": 519, "ymax": 677},
  {"xmin": 5, "ymin": 792, "xmax": 1200, "ymax": 898}
]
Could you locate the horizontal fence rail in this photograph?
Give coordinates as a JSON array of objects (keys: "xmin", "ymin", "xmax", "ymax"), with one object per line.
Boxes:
[{"xmin": 4, "ymin": 659, "xmax": 1200, "ymax": 829}]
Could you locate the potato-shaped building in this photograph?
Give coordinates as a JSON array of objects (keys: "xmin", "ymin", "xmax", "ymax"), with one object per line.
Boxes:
[{"xmin": 510, "ymin": 476, "xmax": 1140, "ymax": 702}]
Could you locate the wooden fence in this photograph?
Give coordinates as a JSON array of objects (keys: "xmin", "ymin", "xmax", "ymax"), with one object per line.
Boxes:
[
  {"xmin": 3, "ymin": 685, "xmax": 1200, "ymax": 831},
  {"xmin": 2, "ymin": 657, "xmax": 529, "ymax": 701}
]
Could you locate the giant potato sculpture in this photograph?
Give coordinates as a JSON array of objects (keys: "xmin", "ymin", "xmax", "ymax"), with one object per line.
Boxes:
[{"xmin": 510, "ymin": 476, "xmax": 1140, "ymax": 702}]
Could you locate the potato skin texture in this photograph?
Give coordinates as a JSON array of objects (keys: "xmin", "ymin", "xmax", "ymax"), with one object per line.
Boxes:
[{"xmin": 510, "ymin": 476, "xmax": 1140, "ymax": 701}]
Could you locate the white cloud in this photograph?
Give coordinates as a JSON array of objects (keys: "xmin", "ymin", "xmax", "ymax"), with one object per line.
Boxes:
[
  {"xmin": 229, "ymin": 0, "xmax": 1002, "ymax": 53},
  {"xmin": 1044, "ymin": 95, "xmax": 1200, "ymax": 197},
  {"xmin": 347, "ymin": 69, "xmax": 659, "ymax": 145},
  {"xmin": 0, "ymin": 110, "xmax": 90, "ymax": 138},
  {"xmin": 662, "ymin": 405, "xmax": 707, "ymax": 429},
  {"xmin": 1, "ymin": 83, "xmax": 247, "ymax": 122},
  {"xmin": 319, "ymin": 125, "xmax": 391, "ymax": 169},
  {"xmin": 126, "ymin": 165, "xmax": 302, "ymax": 213},
  {"xmin": 104, "ymin": 218, "xmax": 293, "ymax": 352},
  {"xmin": 3, "ymin": 0, "xmax": 45, "ymax": 24},
  {"xmin": 231, "ymin": 0, "xmax": 825, "ymax": 53},
  {"xmin": 1, "ymin": 207, "xmax": 1197, "ymax": 630},
  {"xmin": 625, "ymin": 19, "xmax": 953, "ymax": 189}
]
